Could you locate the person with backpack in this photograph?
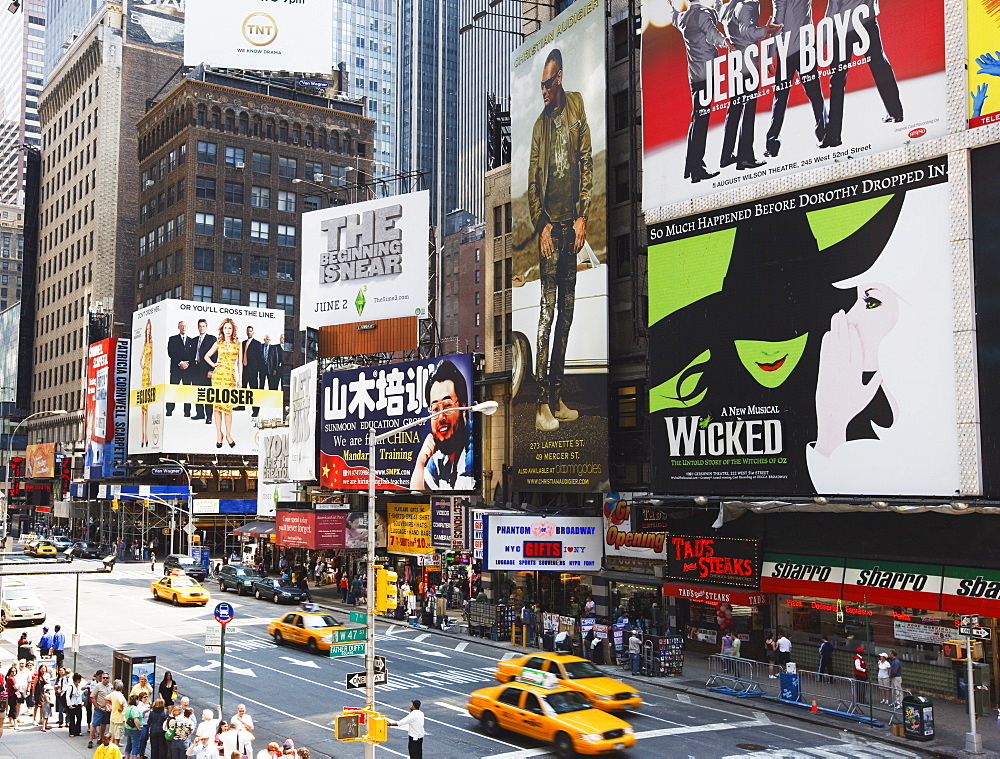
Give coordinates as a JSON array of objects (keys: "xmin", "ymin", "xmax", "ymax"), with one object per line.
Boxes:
[
  {"xmin": 146, "ymin": 698, "xmax": 169, "ymax": 759},
  {"xmin": 165, "ymin": 705, "xmax": 196, "ymax": 759}
]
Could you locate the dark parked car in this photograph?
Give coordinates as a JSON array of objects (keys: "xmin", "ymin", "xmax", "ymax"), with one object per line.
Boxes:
[
  {"xmin": 251, "ymin": 577, "xmax": 309, "ymax": 604},
  {"xmin": 69, "ymin": 542, "xmax": 113, "ymax": 559},
  {"xmin": 163, "ymin": 554, "xmax": 207, "ymax": 581},
  {"xmin": 218, "ymin": 564, "xmax": 262, "ymax": 595}
]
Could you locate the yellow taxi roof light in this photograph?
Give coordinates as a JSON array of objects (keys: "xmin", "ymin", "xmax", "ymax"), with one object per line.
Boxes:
[{"xmin": 516, "ymin": 667, "xmax": 559, "ymax": 689}]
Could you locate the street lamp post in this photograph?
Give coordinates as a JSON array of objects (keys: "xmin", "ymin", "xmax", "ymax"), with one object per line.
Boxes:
[
  {"xmin": 159, "ymin": 458, "xmax": 193, "ymax": 555},
  {"xmin": 363, "ymin": 399, "xmax": 498, "ymax": 757},
  {"xmin": 4, "ymin": 409, "xmax": 69, "ymax": 543}
]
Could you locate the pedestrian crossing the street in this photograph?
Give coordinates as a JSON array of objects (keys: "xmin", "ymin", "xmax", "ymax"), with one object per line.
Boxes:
[{"xmin": 722, "ymin": 744, "xmax": 922, "ymax": 759}]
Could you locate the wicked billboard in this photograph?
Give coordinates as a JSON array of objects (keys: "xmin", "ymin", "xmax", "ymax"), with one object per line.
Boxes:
[
  {"xmin": 640, "ymin": 0, "xmax": 946, "ymax": 208},
  {"xmin": 647, "ymin": 157, "xmax": 959, "ymax": 496},
  {"xmin": 508, "ymin": 0, "xmax": 609, "ymax": 493}
]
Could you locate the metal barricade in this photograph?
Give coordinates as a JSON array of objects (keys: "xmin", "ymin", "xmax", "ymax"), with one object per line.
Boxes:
[
  {"xmin": 851, "ymin": 679, "xmax": 910, "ymax": 724},
  {"xmin": 705, "ymin": 654, "xmax": 769, "ymax": 696},
  {"xmin": 795, "ymin": 670, "xmax": 858, "ymax": 712}
]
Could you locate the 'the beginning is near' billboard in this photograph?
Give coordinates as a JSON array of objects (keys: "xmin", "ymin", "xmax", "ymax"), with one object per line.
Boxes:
[
  {"xmin": 300, "ymin": 191, "xmax": 429, "ymax": 330},
  {"xmin": 184, "ymin": 0, "xmax": 333, "ymax": 73}
]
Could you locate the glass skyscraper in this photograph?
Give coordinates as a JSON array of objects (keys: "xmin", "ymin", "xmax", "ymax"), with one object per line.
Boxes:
[{"xmin": 0, "ymin": 1, "xmax": 45, "ymax": 203}]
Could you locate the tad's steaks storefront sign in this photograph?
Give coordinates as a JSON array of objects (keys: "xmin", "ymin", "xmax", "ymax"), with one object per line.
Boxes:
[{"xmin": 665, "ymin": 535, "xmax": 760, "ymax": 588}]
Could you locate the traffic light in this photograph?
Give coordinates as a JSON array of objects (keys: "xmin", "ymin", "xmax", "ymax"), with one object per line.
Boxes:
[
  {"xmin": 334, "ymin": 713, "xmax": 360, "ymax": 740},
  {"xmin": 944, "ymin": 639, "xmax": 984, "ymax": 661},
  {"xmin": 374, "ymin": 566, "xmax": 398, "ymax": 613},
  {"xmin": 366, "ymin": 714, "xmax": 387, "ymax": 743}
]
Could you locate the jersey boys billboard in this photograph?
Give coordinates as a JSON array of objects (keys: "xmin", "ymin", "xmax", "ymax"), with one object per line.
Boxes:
[
  {"xmin": 300, "ymin": 191, "xmax": 429, "ymax": 330},
  {"xmin": 129, "ymin": 299, "xmax": 286, "ymax": 456},
  {"xmin": 509, "ymin": 0, "xmax": 610, "ymax": 493},
  {"xmin": 640, "ymin": 0, "xmax": 946, "ymax": 209},
  {"xmin": 647, "ymin": 158, "xmax": 960, "ymax": 497},
  {"xmin": 319, "ymin": 354, "xmax": 478, "ymax": 492}
]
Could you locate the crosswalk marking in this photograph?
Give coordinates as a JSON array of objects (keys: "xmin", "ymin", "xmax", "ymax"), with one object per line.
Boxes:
[{"xmin": 721, "ymin": 744, "xmax": 922, "ymax": 759}]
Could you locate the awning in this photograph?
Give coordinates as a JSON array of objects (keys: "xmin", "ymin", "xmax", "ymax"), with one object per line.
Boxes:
[
  {"xmin": 232, "ymin": 521, "xmax": 276, "ymax": 536},
  {"xmin": 662, "ymin": 582, "xmax": 767, "ymax": 607}
]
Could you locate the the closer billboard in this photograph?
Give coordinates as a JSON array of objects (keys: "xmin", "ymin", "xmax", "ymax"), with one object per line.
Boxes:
[
  {"xmin": 85, "ymin": 338, "xmax": 130, "ymax": 480},
  {"xmin": 647, "ymin": 157, "xmax": 959, "ymax": 497},
  {"xmin": 640, "ymin": 0, "xmax": 946, "ymax": 208},
  {"xmin": 128, "ymin": 299, "xmax": 285, "ymax": 456},
  {"xmin": 184, "ymin": 0, "xmax": 333, "ymax": 73},
  {"xmin": 482, "ymin": 514, "xmax": 604, "ymax": 572},
  {"xmin": 509, "ymin": 0, "xmax": 609, "ymax": 493},
  {"xmin": 299, "ymin": 191, "xmax": 430, "ymax": 330},
  {"xmin": 319, "ymin": 354, "xmax": 478, "ymax": 492}
]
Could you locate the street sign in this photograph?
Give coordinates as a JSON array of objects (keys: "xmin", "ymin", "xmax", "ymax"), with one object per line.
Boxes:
[
  {"xmin": 330, "ymin": 627, "xmax": 366, "ymax": 644},
  {"xmin": 373, "ymin": 655, "xmax": 386, "ymax": 673},
  {"xmin": 959, "ymin": 625, "xmax": 974, "ymax": 636},
  {"xmin": 152, "ymin": 465, "xmax": 184, "ymax": 476},
  {"xmin": 972, "ymin": 626, "xmax": 992, "ymax": 640},
  {"xmin": 961, "ymin": 615, "xmax": 980, "ymax": 627},
  {"xmin": 205, "ymin": 625, "xmax": 222, "ymax": 654},
  {"xmin": 214, "ymin": 602, "xmax": 235, "ymax": 626},
  {"xmin": 345, "ymin": 670, "xmax": 388, "ymax": 689},
  {"xmin": 349, "ymin": 611, "xmax": 367, "ymax": 625},
  {"xmin": 328, "ymin": 642, "xmax": 365, "ymax": 658},
  {"xmin": 183, "ymin": 522, "xmax": 197, "ymax": 536}
]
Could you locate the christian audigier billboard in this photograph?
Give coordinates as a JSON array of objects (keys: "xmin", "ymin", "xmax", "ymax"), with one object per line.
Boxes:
[{"xmin": 647, "ymin": 157, "xmax": 960, "ymax": 497}]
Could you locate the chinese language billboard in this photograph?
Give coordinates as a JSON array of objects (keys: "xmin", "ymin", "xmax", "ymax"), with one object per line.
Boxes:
[
  {"xmin": 184, "ymin": 0, "xmax": 333, "ymax": 73},
  {"xmin": 641, "ymin": 0, "xmax": 946, "ymax": 208},
  {"xmin": 319, "ymin": 354, "xmax": 478, "ymax": 492},
  {"xmin": 129, "ymin": 299, "xmax": 286, "ymax": 456},
  {"xmin": 482, "ymin": 514, "xmax": 604, "ymax": 572},
  {"xmin": 299, "ymin": 191, "xmax": 429, "ymax": 330},
  {"xmin": 85, "ymin": 338, "xmax": 130, "ymax": 480},
  {"xmin": 509, "ymin": 0, "xmax": 609, "ymax": 493},
  {"xmin": 647, "ymin": 158, "xmax": 960, "ymax": 496}
]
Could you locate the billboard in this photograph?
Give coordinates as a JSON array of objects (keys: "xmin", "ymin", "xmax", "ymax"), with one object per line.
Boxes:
[
  {"xmin": 275, "ymin": 510, "xmax": 349, "ymax": 551},
  {"xmin": 319, "ymin": 354, "xmax": 478, "ymax": 492},
  {"xmin": 509, "ymin": 0, "xmax": 609, "ymax": 493},
  {"xmin": 969, "ymin": 0, "xmax": 1000, "ymax": 128},
  {"xmin": 288, "ymin": 361, "xmax": 317, "ymax": 481},
  {"xmin": 125, "ymin": 0, "xmax": 185, "ymax": 52},
  {"xmin": 665, "ymin": 535, "xmax": 760, "ymax": 588},
  {"xmin": 647, "ymin": 157, "xmax": 959, "ymax": 497},
  {"xmin": 387, "ymin": 502, "xmax": 433, "ymax": 555},
  {"xmin": 300, "ymin": 191, "xmax": 430, "ymax": 330},
  {"xmin": 85, "ymin": 338, "xmax": 131, "ymax": 480},
  {"xmin": 602, "ymin": 493, "xmax": 668, "ymax": 562},
  {"xmin": 482, "ymin": 514, "xmax": 604, "ymax": 572},
  {"xmin": 184, "ymin": 0, "xmax": 333, "ymax": 73},
  {"xmin": 259, "ymin": 429, "xmax": 289, "ymax": 483},
  {"xmin": 640, "ymin": 0, "xmax": 946, "ymax": 208},
  {"xmin": 431, "ymin": 496, "xmax": 467, "ymax": 550},
  {"xmin": 25, "ymin": 444, "xmax": 56, "ymax": 479},
  {"xmin": 128, "ymin": 299, "xmax": 285, "ymax": 456}
]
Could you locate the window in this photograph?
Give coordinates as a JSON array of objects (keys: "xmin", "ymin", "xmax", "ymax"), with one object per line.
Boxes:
[
  {"xmin": 193, "ymin": 285, "xmax": 213, "ymax": 302},
  {"xmin": 276, "ymin": 259, "xmax": 295, "ymax": 281},
  {"xmin": 223, "ymin": 217, "xmax": 244, "ymax": 240},
  {"xmin": 195, "ymin": 213, "xmax": 215, "ymax": 236},
  {"xmin": 224, "ymin": 146, "xmax": 245, "ymax": 168},
  {"xmin": 304, "ymin": 161, "xmax": 323, "ymax": 181},
  {"xmin": 614, "ymin": 163, "xmax": 630, "ymax": 204},
  {"xmin": 177, "ymin": 179, "xmax": 185, "ymax": 200},
  {"xmin": 613, "ymin": 234, "xmax": 632, "ymax": 278},
  {"xmin": 278, "ymin": 156, "xmax": 297, "ymax": 178},
  {"xmin": 250, "ymin": 256, "xmax": 269, "ymax": 278},
  {"xmin": 251, "ymin": 186, "xmax": 270, "ymax": 208},
  {"xmin": 613, "ymin": 19, "xmax": 630, "ymax": 62},
  {"xmin": 613, "ymin": 90, "xmax": 630, "ymax": 132},
  {"xmin": 138, "ymin": 236, "xmax": 146, "ymax": 257},
  {"xmin": 220, "ymin": 287, "xmax": 241, "ymax": 305},
  {"xmin": 474, "ymin": 270, "xmax": 480, "ymax": 284},
  {"xmin": 224, "ymin": 182, "xmax": 244, "ymax": 204},
  {"xmin": 494, "ymin": 315, "xmax": 503, "ymax": 347},
  {"xmin": 474, "ymin": 291, "xmax": 480, "ymax": 306},
  {"xmin": 222, "ymin": 252, "xmax": 242, "ymax": 275},
  {"xmin": 193, "ymin": 248, "xmax": 215, "ymax": 271},
  {"xmin": 328, "ymin": 165, "xmax": 348, "ymax": 186},
  {"xmin": 195, "ymin": 176, "xmax": 216, "ymax": 200},
  {"xmin": 249, "ymin": 291, "xmax": 268, "ymax": 308},
  {"xmin": 303, "ymin": 194, "xmax": 322, "ymax": 212},
  {"xmin": 252, "ymin": 152, "xmax": 271, "ymax": 174},
  {"xmin": 166, "ymin": 219, "xmax": 175, "ymax": 241},
  {"xmin": 197, "ymin": 141, "xmax": 217, "ymax": 164},
  {"xmin": 277, "ymin": 191, "xmax": 296, "ymax": 212},
  {"xmin": 277, "ymin": 224, "xmax": 296, "ymax": 247},
  {"xmin": 250, "ymin": 221, "xmax": 270, "ymax": 243},
  {"xmin": 177, "ymin": 213, "xmax": 185, "ymax": 236},
  {"xmin": 275, "ymin": 293, "xmax": 295, "ymax": 315},
  {"xmin": 616, "ymin": 385, "xmax": 639, "ymax": 429},
  {"xmin": 493, "ymin": 261, "xmax": 503, "ymax": 293}
]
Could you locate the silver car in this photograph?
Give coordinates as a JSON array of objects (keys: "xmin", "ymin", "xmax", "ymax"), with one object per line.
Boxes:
[{"xmin": 1, "ymin": 581, "xmax": 45, "ymax": 626}]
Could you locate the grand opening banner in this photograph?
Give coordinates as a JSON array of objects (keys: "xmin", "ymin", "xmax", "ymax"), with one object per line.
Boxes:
[
  {"xmin": 300, "ymin": 191, "xmax": 430, "ymax": 330},
  {"xmin": 129, "ymin": 299, "xmax": 285, "ymax": 456},
  {"xmin": 85, "ymin": 338, "xmax": 130, "ymax": 480},
  {"xmin": 969, "ymin": 0, "xmax": 1000, "ymax": 128},
  {"xmin": 647, "ymin": 158, "xmax": 959, "ymax": 497},
  {"xmin": 640, "ymin": 0, "xmax": 946, "ymax": 209},
  {"xmin": 319, "ymin": 354, "xmax": 478, "ymax": 492},
  {"xmin": 508, "ymin": 0, "xmax": 609, "ymax": 493}
]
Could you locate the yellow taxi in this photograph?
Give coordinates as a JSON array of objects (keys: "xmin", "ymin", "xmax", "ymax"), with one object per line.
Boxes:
[
  {"xmin": 468, "ymin": 668, "xmax": 636, "ymax": 756},
  {"xmin": 150, "ymin": 571, "xmax": 211, "ymax": 606},
  {"xmin": 24, "ymin": 540, "xmax": 58, "ymax": 557},
  {"xmin": 267, "ymin": 607, "xmax": 346, "ymax": 653},
  {"xmin": 495, "ymin": 654, "xmax": 643, "ymax": 712}
]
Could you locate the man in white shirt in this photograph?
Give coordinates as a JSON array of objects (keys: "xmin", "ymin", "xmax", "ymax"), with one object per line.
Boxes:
[
  {"xmin": 231, "ymin": 703, "xmax": 255, "ymax": 757},
  {"xmin": 776, "ymin": 633, "xmax": 792, "ymax": 666},
  {"xmin": 388, "ymin": 699, "xmax": 425, "ymax": 759}
]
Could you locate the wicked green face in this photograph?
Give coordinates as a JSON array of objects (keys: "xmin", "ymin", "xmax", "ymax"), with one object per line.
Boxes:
[{"xmin": 733, "ymin": 334, "xmax": 809, "ymax": 388}]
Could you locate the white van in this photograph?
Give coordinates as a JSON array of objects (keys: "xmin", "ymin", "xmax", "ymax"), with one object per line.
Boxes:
[{"xmin": 1, "ymin": 580, "xmax": 46, "ymax": 626}]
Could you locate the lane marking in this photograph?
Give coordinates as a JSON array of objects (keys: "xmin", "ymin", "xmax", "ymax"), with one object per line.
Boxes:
[
  {"xmin": 434, "ymin": 701, "xmax": 471, "ymax": 717},
  {"xmin": 413, "ymin": 633, "xmax": 431, "ymax": 642},
  {"xmin": 676, "ymin": 693, "xmax": 692, "ymax": 703},
  {"xmin": 456, "ymin": 641, "xmax": 469, "ymax": 652},
  {"xmin": 405, "ymin": 647, "xmax": 449, "ymax": 658}
]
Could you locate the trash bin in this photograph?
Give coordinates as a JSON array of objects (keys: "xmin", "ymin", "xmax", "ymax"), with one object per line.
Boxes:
[{"xmin": 901, "ymin": 695, "xmax": 934, "ymax": 741}]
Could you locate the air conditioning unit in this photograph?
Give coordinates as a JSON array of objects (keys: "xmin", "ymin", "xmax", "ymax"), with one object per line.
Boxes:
[{"xmin": 235, "ymin": 161, "xmax": 245, "ymax": 169}]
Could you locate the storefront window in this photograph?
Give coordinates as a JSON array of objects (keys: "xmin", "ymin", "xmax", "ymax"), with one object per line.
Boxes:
[{"xmin": 492, "ymin": 571, "xmax": 593, "ymax": 616}]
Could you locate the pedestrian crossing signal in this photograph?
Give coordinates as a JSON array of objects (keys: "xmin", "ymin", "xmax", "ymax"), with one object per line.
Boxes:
[
  {"xmin": 375, "ymin": 566, "xmax": 398, "ymax": 613},
  {"xmin": 335, "ymin": 713, "xmax": 360, "ymax": 740},
  {"xmin": 367, "ymin": 714, "xmax": 387, "ymax": 742}
]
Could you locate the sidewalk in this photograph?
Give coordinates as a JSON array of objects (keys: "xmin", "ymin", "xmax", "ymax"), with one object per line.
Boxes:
[
  {"xmin": 0, "ymin": 719, "xmax": 93, "ymax": 759},
  {"xmin": 305, "ymin": 581, "xmax": 999, "ymax": 759}
]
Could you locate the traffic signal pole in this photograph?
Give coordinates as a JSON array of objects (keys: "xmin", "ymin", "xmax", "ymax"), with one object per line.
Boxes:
[{"xmin": 365, "ymin": 427, "xmax": 377, "ymax": 759}]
